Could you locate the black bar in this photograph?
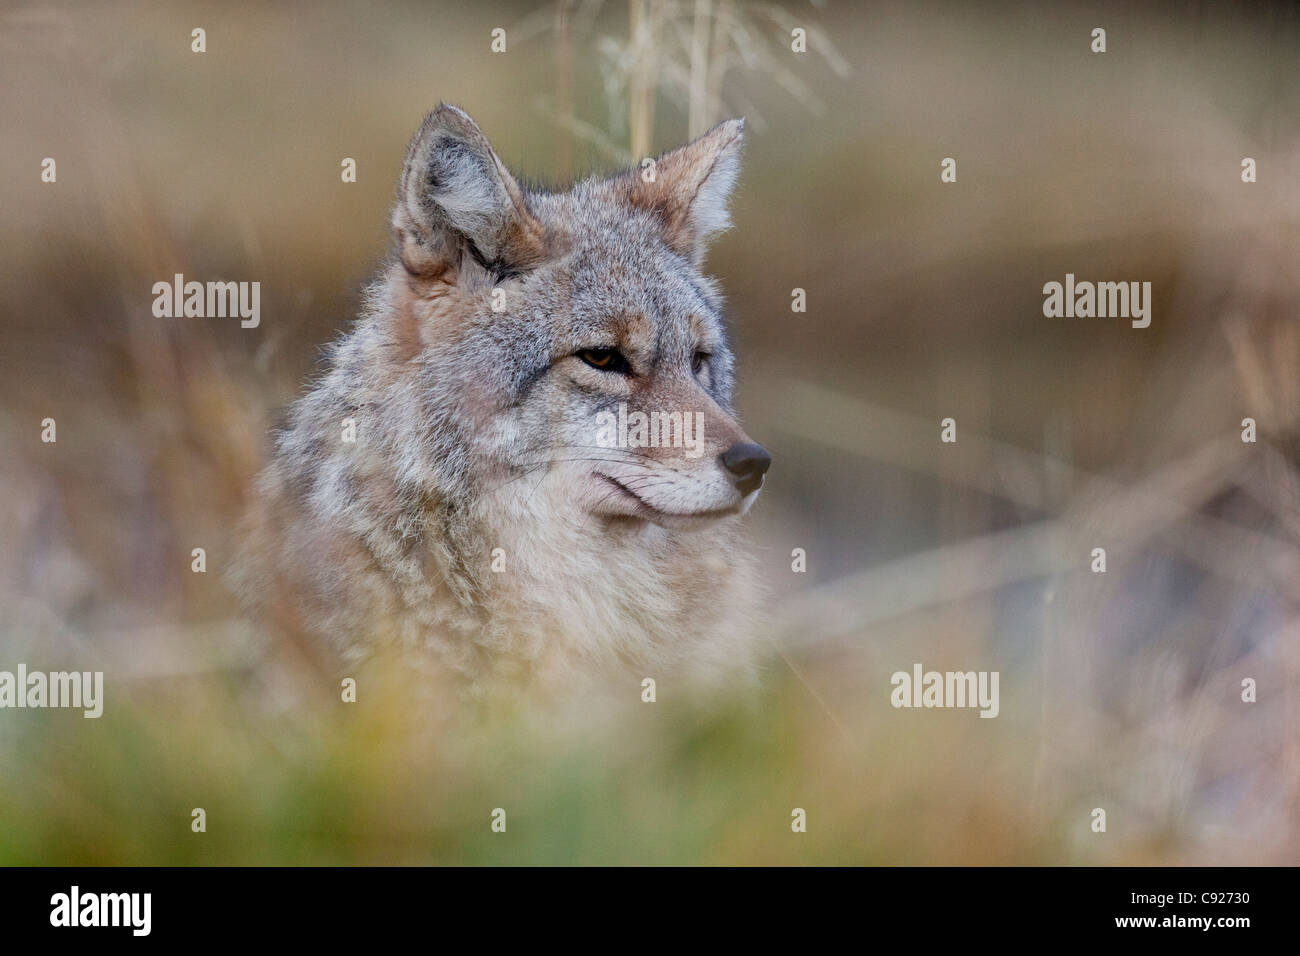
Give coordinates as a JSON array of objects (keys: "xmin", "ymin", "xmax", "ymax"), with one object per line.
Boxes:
[{"xmin": 0, "ymin": 866, "xmax": 1279, "ymax": 942}]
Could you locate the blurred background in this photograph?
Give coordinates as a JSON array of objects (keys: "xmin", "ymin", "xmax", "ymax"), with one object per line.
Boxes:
[{"xmin": 1, "ymin": 0, "xmax": 1298, "ymax": 864}]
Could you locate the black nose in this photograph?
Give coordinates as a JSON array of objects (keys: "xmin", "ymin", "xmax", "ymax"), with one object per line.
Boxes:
[{"xmin": 720, "ymin": 441, "xmax": 772, "ymax": 496}]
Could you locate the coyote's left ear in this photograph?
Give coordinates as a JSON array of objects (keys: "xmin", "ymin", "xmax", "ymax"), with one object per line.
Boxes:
[
  {"xmin": 394, "ymin": 104, "xmax": 548, "ymax": 281},
  {"xmin": 623, "ymin": 118, "xmax": 744, "ymax": 264}
]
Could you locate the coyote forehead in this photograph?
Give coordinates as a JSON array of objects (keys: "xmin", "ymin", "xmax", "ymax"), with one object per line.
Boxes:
[{"xmin": 238, "ymin": 104, "xmax": 771, "ymax": 694}]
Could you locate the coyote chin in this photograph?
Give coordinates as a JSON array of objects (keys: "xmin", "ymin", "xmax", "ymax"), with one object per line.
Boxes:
[{"xmin": 237, "ymin": 105, "xmax": 771, "ymax": 696}]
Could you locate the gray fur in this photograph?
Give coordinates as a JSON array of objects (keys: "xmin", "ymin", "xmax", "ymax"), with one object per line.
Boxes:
[{"xmin": 237, "ymin": 105, "xmax": 765, "ymax": 696}]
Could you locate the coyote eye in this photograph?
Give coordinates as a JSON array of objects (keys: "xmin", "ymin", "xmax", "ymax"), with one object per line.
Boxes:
[
  {"xmin": 578, "ymin": 348, "xmax": 629, "ymax": 373},
  {"xmin": 692, "ymin": 351, "xmax": 710, "ymax": 375}
]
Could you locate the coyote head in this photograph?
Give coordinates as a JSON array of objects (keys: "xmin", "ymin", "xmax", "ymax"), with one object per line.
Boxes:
[
  {"xmin": 246, "ymin": 105, "xmax": 772, "ymax": 685},
  {"xmin": 384, "ymin": 104, "xmax": 770, "ymax": 530}
]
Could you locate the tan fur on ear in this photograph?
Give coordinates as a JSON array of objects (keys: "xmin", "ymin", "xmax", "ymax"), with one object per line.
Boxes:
[
  {"xmin": 622, "ymin": 118, "xmax": 744, "ymax": 263},
  {"xmin": 394, "ymin": 104, "xmax": 548, "ymax": 280}
]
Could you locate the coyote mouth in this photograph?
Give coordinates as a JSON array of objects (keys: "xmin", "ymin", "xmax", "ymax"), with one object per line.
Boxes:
[{"xmin": 597, "ymin": 474, "xmax": 741, "ymax": 522}]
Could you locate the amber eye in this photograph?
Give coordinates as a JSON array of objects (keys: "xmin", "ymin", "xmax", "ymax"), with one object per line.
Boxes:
[
  {"xmin": 578, "ymin": 348, "xmax": 629, "ymax": 373},
  {"xmin": 692, "ymin": 351, "xmax": 710, "ymax": 375}
]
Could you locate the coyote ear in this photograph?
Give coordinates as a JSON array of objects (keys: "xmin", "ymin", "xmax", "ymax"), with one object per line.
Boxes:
[
  {"xmin": 394, "ymin": 105, "xmax": 547, "ymax": 279},
  {"xmin": 622, "ymin": 118, "xmax": 744, "ymax": 263}
]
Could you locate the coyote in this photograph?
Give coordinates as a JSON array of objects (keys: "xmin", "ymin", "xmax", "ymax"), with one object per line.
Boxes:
[{"xmin": 238, "ymin": 105, "xmax": 771, "ymax": 695}]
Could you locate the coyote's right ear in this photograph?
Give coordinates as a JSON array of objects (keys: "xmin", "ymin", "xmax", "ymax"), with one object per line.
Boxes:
[{"xmin": 394, "ymin": 105, "xmax": 547, "ymax": 280}]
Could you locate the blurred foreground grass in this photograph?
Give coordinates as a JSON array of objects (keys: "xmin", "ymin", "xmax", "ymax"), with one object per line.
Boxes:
[{"xmin": 0, "ymin": 658, "xmax": 1077, "ymax": 866}]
